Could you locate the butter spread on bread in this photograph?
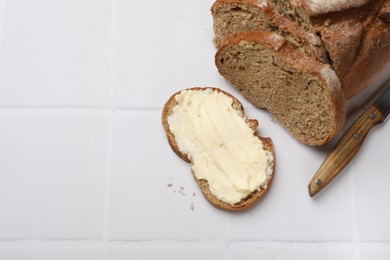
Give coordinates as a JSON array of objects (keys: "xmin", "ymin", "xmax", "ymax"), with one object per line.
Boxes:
[
  {"xmin": 162, "ymin": 87, "xmax": 275, "ymax": 211},
  {"xmin": 167, "ymin": 89, "xmax": 272, "ymax": 204}
]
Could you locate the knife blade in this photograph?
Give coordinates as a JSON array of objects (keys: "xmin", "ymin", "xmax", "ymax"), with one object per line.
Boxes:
[{"xmin": 308, "ymin": 82, "xmax": 390, "ymax": 197}]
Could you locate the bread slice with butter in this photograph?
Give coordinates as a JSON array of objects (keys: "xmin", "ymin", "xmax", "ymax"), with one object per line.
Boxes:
[{"xmin": 161, "ymin": 87, "xmax": 275, "ymax": 211}]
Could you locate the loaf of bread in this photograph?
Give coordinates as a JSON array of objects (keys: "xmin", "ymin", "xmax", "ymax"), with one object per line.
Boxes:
[
  {"xmin": 162, "ymin": 87, "xmax": 275, "ymax": 211},
  {"xmin": 212, "ymin": 0, "xmax": 390, "ymax": 144}
]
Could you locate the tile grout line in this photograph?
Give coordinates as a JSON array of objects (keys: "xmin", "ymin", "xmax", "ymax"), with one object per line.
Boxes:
[
  {"xmin": 101, "ymin": 94, "xmax": 114, "ymax": 257},
  {"xmin": 0, "ymin": 107, "xmax": 162, "ymax": 112},
  {"xmin": 0, "ymin": 0, "xmax": 6, "ymax": 55},
  {"xmin": 102, "ymin": 0, "xmax": 118, "ymax": 259},
  {"xmin": 0, "ymin": 239, "xmax": 389, "ymax": 247},
  {"xmin": 0, "ymin": 105, "xmax": 254, "ymax": 112}
]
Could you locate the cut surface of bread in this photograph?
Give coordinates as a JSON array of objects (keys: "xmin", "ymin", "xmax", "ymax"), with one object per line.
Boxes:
[
  {"xmin": 161, "ymin": 87, "xmax": 275, "ymax": 211},
  {"xmin": 215, "ymin": 32, "xmax": 347, "ymax": 145}
]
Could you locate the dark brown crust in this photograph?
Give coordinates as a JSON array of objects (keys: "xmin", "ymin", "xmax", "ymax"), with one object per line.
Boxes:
[
  {"xmin": 216, "ymin": 31, "xmax": 347, "ymax": 145},
  {"xmin": 309, "ymin": 0, "xmax": 389, "ymax": 99},
  {"xmin": 285, "ymin": 0, "xmax": 390, "ymax": 99},
  {"xmin": 380, "ymin": 0, "xmax": 390, "ymax": 23},
  {"xmin": 320, "ymin": 20, "xmax": 363, "ymax": 79},
  {"xmin": 161, "ymin": 87, "xmax": 275, "ymax": 211},
  {"xmin": 341, "ymin": 10, "xmax": 390, "ymax": 98}
]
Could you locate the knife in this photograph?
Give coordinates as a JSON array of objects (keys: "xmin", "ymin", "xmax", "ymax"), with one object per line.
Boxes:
[{"xmin": 308, "ymin": 82, "xmax": 390, "ymax": 197}]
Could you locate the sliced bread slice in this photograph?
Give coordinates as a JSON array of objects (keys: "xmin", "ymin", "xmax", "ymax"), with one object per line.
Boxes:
[
  {"xmin": 162, "ymin": 87, "xmax": 275, "ymax": 211},
  {"xmin": 215, "ymin": 31, "xmax": 347, "ymax": 145}
]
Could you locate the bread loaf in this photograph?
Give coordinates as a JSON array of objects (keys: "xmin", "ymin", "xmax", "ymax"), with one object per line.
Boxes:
[
  {"xmin": 212, "ymin": 0, "xmax": 390, "ymax": 144},
  {"xmin": 162, "ymin": 87, "xmax": 275, "ymax": 211}
]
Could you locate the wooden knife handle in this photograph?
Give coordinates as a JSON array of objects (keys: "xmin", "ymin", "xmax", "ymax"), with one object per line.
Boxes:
[{"xmin": 309, "ymin": 105, "xmax": 383, "ymax": 197}]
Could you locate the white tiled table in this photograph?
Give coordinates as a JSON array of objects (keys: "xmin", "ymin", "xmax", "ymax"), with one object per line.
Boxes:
[{"xmin": 0, "ymin": 0, "xmax": 389, "ymax": 259}]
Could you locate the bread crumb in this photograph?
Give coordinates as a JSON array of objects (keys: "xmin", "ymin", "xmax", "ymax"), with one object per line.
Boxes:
[
  {"xmin": 193, "ymin": 192, "xmax": 196, "ymax": 197},
  {"xmin": 167, "ymin": 183, "xmax": 173, "ymax": 187},
  {"xmin": 190, "ymin": 202, "xmax": 194, "ymax": 211},
  {"xmin": 178, "ymin": 186, "xmax": 186, "ymax": 195}
]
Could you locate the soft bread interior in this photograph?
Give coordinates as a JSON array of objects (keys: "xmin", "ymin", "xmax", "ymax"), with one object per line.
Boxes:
[{"xmin": 216, "ymin": 42, "xmax": 337, "ymax": 145}]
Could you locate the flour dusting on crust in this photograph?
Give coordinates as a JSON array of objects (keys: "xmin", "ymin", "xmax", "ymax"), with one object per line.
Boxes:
[
  {"xmin": 267, "ymin": 33, "xmax": 286, "ymax": 51},
  {"xmin": 304, "ymin": 0, "xmax": 370, "ymax": 15},
  {"xmin": 256, "ymin": 0, "xmax": 268, "ymax": 8},
  {"xmin": 320, "ymin": 66, "xmax": 341, "ymax": 92}
]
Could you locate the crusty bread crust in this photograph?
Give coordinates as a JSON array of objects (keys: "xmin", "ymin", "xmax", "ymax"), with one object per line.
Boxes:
[
  {"xmin": 308, "ymin": 0, "xmax": 389, "ymax": 99},
  {"xmin": 161, "ymin": 87, "xmax": 275, "ymax": 211},
  {"xmin": 340, "ymin": 3, "xmax": 390, "ymax": 98},
  {"xmin": 274, "ymin": 0, "xmax": 389, "ymax": 99},
  {"xmin": 216, "ymin": 31, "xmax": 347, "ymax": 145}
]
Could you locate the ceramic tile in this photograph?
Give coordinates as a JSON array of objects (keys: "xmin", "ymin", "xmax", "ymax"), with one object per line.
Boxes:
[
  {"xmin": 108, "ymin": 245, "xmax": 171, "ymax": 260},
  {"xmin": 360, "ymin": 244, "xmax": 390, "ymax": 260},
  {"xmin": 227, "ymin": 109, "xmax": 354, "ymax": 241},
  {"xmin": 0, "ymin": 0, "xmax": 388, "ymax": 256},
  {"xmin": 0, "ymin": 0, "xmax": 111, "ymax": 107},
  {"xmin": 353, "ymin": 121, "xmax": 390, "ymax": 242},
  {"xmin": 0, "ymin": 0, "xmax": 5, "ymax": 48},
  {"xmin": 0, "ymin": 245, "xmax": 102, "ymax": 260},
  {"xmin": 109, "ymin": 111, "xmax": 230, "ymax": 240},
  {"xmin": 0, "ymin": 112, "xmax": 107, "ymax": 239},
  {"xmin": 229, "ymin": 243, "xmax": 354, "ymax": 260},
  {"xmin": 108, "ymin": 243, "xmax": 226, "ymax": 260},
  {"xmin": 112, "ymin": 0, "xmax": 255, "ymax": 110}
]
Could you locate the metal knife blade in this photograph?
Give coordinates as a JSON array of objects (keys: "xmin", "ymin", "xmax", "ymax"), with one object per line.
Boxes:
[
  {"xmin": 308, "ymin": 82, "xmax": 390, "ymax": 197},
  {"xmin": 373, "ymin": 82, "xmax": 390, "ymax": 121}
]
